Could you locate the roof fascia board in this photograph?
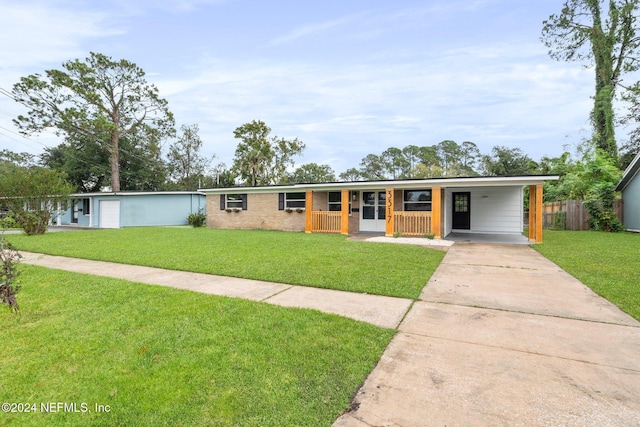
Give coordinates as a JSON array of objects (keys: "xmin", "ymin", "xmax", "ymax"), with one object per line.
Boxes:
[
  {"xmin": 70, "ymin": 191, "xmax": 206, "ymax": 197},
  {"xmin": 200, "ymin": 176, "xmax": 559, "ymax": 194},
  {"xmin": 616, "ymin": 152, "xmax": 640, "ymax": 191}
]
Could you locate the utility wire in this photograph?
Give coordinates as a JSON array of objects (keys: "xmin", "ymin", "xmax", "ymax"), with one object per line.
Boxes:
[{"xmin": 0, "ymin": 85, "xmax": 164, "ymax": 169}]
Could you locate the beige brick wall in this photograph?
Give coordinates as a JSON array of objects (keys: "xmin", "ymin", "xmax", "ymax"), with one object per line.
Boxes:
[
  {"xmin": 206, "ymin": 193, "xmax": 306, "ymax": 232},
  {"xmin": 350, "ymin": 192, "xmax": 360, "ymax": 232}
]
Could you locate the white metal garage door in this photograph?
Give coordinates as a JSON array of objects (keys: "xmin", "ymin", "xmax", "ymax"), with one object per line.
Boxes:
[{"xmin": 99, "ymin": 200, "xmax": 120, "ymax": 229}]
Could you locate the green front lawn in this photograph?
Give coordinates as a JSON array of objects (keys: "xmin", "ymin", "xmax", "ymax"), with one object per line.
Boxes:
[
  {"xmin": 7, "ymin": 228, "xmax": 445, "ymax": 299},
  {"xmin": 535, "ymin": 230, "xmax": 640, "ymax": 320},
  {"xmin": 0, "ymin": 266, "xmax": 394, "ymax": 426}
]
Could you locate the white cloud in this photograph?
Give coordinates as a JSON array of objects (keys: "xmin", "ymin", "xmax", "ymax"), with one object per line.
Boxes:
[
  {"xmin": 269, "ymin": 14, "xmax": 360, "ymax": 46},
  {"xmin": 0, "ymin": 1, "xmax": 123, "ymax": 70}
]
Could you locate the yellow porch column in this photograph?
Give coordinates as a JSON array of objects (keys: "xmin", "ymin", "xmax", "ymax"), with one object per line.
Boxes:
[
  {"xmin": 385, "ymin": 188, "xmax": 394, "ymax": 237},
  {"xmin": 432, "ymin": 186, "xmax": 441, "ymax": 239},
  {"xmin": 305, "ymin": 190, "xmax": 313, "ymax": 233},
  {"xmin": 341, "ymin": 189, "xmax": 349, "ymax": 235},
  {"xmin": 528, "ymin": 185, "xmax": 536, "ymax": 242},
  {"xmin": 535, "ymin": 184, "xmax": 543, "ymax": 243}
]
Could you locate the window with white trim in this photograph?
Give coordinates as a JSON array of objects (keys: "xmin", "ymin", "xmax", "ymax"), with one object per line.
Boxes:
[
  {"xmin": 328, "ymin": 191, "xmax": 341, "ymax": 211},
  {"xmin": 403, "ymin": 190, "xmax": 432, "ymax": 211},
  {"xmin": 285, "ymin": 192, "xmax": 306, "ymax": 209},
  {"xmin": 226, "ymin": 194, "xmax": 244, "ymax": 209},
  {"xmin": 220, "ymin": 194, "xmax": 247, "ymax": 210}
]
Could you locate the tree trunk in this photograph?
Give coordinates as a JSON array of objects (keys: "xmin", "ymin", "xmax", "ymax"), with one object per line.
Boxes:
[
  {"xmin": 590, "ymin": 2, "xmax": 618, "ymax": 159},
  {"xmin": 110, "ymin": 131, "xmax": 120, "ymax": 192}
]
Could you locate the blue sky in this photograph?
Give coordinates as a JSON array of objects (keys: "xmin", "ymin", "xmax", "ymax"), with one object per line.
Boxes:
[{"xmin": 0, "ymin": 0, "xmax": 599, "ymax": 175}]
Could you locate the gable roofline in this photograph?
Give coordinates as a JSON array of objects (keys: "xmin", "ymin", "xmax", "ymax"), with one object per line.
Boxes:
[
  {"xmin": 199, "ymin": 175, "xmax": 559, "ymax": 194},
  {"xmin": 616, "ymin": 151, "xmax": 640, "ymax": 192},
  {"xmin": 69, "ymin": 191, "xmax": 206, "ymax": 197}
]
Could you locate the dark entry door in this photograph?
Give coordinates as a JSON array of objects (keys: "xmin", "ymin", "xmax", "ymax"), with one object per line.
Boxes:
[{"xmin": 452, "ymin": 192, "xmax": 471, "ymax": 230}]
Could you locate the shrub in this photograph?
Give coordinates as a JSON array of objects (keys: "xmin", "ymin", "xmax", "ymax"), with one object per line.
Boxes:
[
  {"xmin": 187, "ymin": 213, "xmax": 207, "ymax": 228},
  {"xmin": 583, "ymin": 182, "xmax": 623, "ymax": 232},
  {"xmin": 0, "ymin": 229, "xmax": 21, "ymax": 311}
]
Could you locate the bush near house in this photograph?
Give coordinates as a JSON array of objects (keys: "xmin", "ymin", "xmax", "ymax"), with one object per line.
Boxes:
[{"xmin": 187, "ymin": 212, "xmax": 207, "ymax": 227}]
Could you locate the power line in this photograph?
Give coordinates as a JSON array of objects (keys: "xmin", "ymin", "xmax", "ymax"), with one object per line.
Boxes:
[
  {"xmin": 0, "ymin": 84, "xmax": 172, "ymax": 176},
  {"xmin": 0, "ymin": 87, "xmax": 15, "ymax": 101}
]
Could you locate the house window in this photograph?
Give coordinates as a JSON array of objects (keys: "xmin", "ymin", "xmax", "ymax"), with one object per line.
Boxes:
[
  {"xmin": 280, "ymin": 192, "xmax": 306, "ymax": 209},
  {"xmin": 404, "ymin": 190, "xmax": 432, "ymax": 211},
  {"xmin": 220, "ymin": 194, "xmax": 247, "ymax": 210},
  {"xmin": 82, "ymin": 198, "xmax": 90, "ymax": 215},
  {"xmin": 328, "ymin": 192, "xmax": 341, "ymax": 211}
]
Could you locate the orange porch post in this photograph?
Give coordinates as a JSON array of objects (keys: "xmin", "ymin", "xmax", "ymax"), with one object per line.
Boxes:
[
  {"xmin": 535, "ymin": 184, "xmax": 543, "ymax": 243},
  {"xmin": 341, "ymin": 189, "xmax": 349, "ymax": 235},
  {"xmin": 528, "ymin": 185, "xmax": 536, "ymax": 242},
  {"xmin": 385, "ymin": 188, "xmax": 394, "ymax": 237},
  {"xmin": 305, "ymin": 190, "xmax": 313, "ymax": 233},
  {"xmin": 528, "ymin": 185, "xmax": 544, "ymax": 243},
  {"xmin": 432, "ymin": 186, "xmax": 441, "ymax": 239}
]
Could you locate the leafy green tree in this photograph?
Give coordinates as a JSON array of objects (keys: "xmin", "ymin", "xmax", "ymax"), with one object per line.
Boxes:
[
  {"xmin": 167, "ymin": 124, "xmax": 213, "ymax": 190},
  {"xmin": 0, "ymin": 150, "xmax": 35, "ymax": 168},
  {"xmin": 417, "ymin": 146, "xmax": 442, "ymax": 173},
  {"xmin": 286, "ymin": 163, "xmax": 336, "ymax": 183},
  {"xmin": 411, "ymin": 163, "xmax": 446, "ymax": 178},
  {"xmin": 539, "ymin": 151, "xmax": 576, "ymax": 201},
  {"xmin": 118, "ymin": 132, "xmax": 167, "ymax": 191},
  {"xmin": 358, "ymin": 154, "xmax": 388, "ymax": 180},
  {"xmin": 338, "ymin": 168, "xmax": 363, "ymax": 182},
  {"xmin": 12, "ymin": 52, "xmax": 175, "ymax": 192},
  {"xmin": 402, "ymin": 145, "xmax": 422, "ymax": 173},
  {"xmin": 436, "ymin": 140, "xmax": 463, "ymax": 175},
  {"xmin": 41, "ymin": 129, "xmax": 167, "ymax": 192},
  {"xmin": 0, "ymin": 166, "xmax": 74, "ymax": 235},
  {"xmin": 562, "ymin": 150, "xmax": 623, "ymax": 231},
  {"xmin": 618, "ymin": 138, "xmax": 639, "ymax": 169},
  {"xmin": 460, "ymin": 141, "xmax": 480, "ymax": 175},
  {"xmin": 541, "ymin": 0, "xmax": 640, "ymax": 159},
  {"xmin": 208, "ymin": 162, "xmax": 237, "ymax": 188},
  {"xmin": 232, "ymin": 120, "xmax": 305, "ymax": 186},
  {"xmin": 480, "ymin": 146, "xmax": 539, "ymax": 176},
  {"xmin": 41, "ymin": 137, "xmax": 110, "ymax": 192},
  {"xmin": 555, "ymin": 149, "xmax": 621, "ymax": 199},
  {"xmin": 381, "ymin": 147, "xmax": 411, "ymax": 179}
]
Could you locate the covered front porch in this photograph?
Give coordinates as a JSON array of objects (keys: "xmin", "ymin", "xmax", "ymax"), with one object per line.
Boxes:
[{"xmin": 303, "ymin": 183, "xmax": 546, "ymax": 244}]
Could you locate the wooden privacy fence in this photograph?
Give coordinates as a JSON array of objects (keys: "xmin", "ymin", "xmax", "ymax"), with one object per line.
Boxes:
[
  {"xmin": 542, "ymin": 200, "xmax": 623, "ymax": 230},
  {"xmin": 311, "ymin": 211, "xmax": 342, "ymax": 233},
  {"xmin": 394, "ymin": 212, "xmax": 432, "ymax": 236}
]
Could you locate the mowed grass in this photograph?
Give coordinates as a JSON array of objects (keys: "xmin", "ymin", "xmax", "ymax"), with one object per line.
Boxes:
[
  {"xmin": 0, "ymin": 266, "xmax": 395, "ymax": 427},
  {"xmin": 535, "ymin": 230, "xmax": 640, "ymax": 320},
  {"xmin": 8, "ymin": 228, "xmax": 445, "ymax": 299}
]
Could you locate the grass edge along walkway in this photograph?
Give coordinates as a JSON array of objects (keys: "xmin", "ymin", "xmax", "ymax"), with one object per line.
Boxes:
[
  {"xmin": 534, "ymin": 230, "xmax": 640, "ymax": 321},
  {"xmin": 0, "ymin": 265, "xmax": 396, "ymax": 427},
  {"xmin": 7, "ymin": 228, "xmax": 446, "ymax": 300}
]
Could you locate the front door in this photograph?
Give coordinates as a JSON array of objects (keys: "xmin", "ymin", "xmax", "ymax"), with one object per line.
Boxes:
[
  {"xmin": 452, "ymin": 192, "xmax": 471, "ymax": 230},
  {"xmin": 72, "ymin": 200, "xmax": 79, "ymax": 224},
  {"xmin": 360, "ymin": 191, "xmax": 386, "ymax": 232}
]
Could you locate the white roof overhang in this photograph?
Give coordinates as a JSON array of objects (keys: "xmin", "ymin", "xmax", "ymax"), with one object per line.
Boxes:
[{"xmin": 199, "ymin": 175, "xmax": 559, "ymax": 195}]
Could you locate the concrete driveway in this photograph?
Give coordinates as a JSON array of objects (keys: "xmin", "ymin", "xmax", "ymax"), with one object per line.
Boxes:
[{"xmin": 334, "ymin": 243, "xmax": 640, "ymax": 426}]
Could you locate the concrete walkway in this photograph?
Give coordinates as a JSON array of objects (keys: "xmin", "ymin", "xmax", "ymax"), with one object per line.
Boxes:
[
  {"xmin": 334, "ymin": 243, "xmax": 640, "ymax": 426},
  {"xmin": 18, "ymin": 244, "xmax": 640, "ymax": 426},
  {"xmin": 18, "ymin": 252, "xmax": 412, "ymax": 329}
]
